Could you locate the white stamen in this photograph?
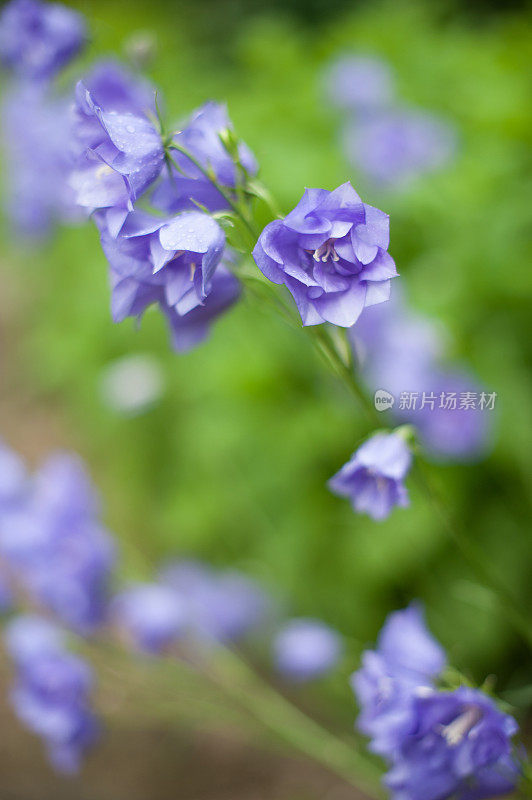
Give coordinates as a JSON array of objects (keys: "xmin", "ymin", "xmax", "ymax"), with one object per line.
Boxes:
[
  {"xmin": 440, "ymin": 706, "xmax": 483, "ymax": 746},
  {"xmin": 312, "ymin": 239, "xmax": 340, "ymax": 263}
]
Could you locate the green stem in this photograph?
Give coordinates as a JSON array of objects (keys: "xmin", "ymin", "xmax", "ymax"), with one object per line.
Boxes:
[
  {"xmin": 204, "ymin": 645, "xmax": 384, "ymax": 797},
  {"xmin": 165, "ymin": 138, "xmax": 531, "ymax": 646},
  {"xmin": 310, "ymin": 326, "xmax": 532, "ymax": 650},
  {"xmin": 166, "ymin": 145, "xmax": 259, "ymax": 241},
  {"xmin": 87, "ymin": 636, "xmax": 383, "ymax": 797}
]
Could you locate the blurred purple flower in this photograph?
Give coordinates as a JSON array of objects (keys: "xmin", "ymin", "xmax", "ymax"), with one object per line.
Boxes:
[
  {"xmin": 329, "ymin": 431, "xmax": 411, "ymax": 521},
  {"xmin": 0, "ymin": 439, "xmax": 27, "ymax": 509},
  {"xmin": 160, "ymin": 560, "xmax": 269, "ymax": 643},
  {"xmin": 409, "ymin": 371, "xmax": 492, "ymax": 463},
  {"xmin": 10, "ymin": 647, "xmax": 97, "ymax": 773},
  {"xmin": 0, "ymin": 0, "xmax": 86, "ymax": 80},
  {"xmin": 4, "ymin": 614, "xmax": 65, "ymax": 665},
  {"xmin": 111, "ymin": 583, "xmax": 187, "ymax": 654},
  {"xmin": 352, "ymin": 295, "xmax": 492, "ymax": 462},
  {"xmin": 253, "ymin": 182, "xmax": 397, "ymax": 326},
  {"xmin": 323, "ymin": 55, "xmax": 394, "ymax": 112},
  {"xmin": 154, "ymin": 101, "xmax": 257, "ymax": 216},
  {"xmin": 343, "ymin": 107, "xmax": 456, "ymax": 188},
  {"xmin": 273, "ymin": 618, "xmax": 343, "ymax": 682},
  {"xmin": 70, "ymin": 67, "xmax": 163, "ymax": 213},
  {"xmin": 0, "ymin": 452, "xmax": 115, "ymax": 632},
  {"xmin": 1, "ymin": 82, "xmax": 81, "ymax": 237},
  {"xmin": 385, "ymin": 688, "xmax": 520, "ymax": 800}
]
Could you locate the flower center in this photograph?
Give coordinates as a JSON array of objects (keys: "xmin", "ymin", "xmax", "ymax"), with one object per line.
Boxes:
[
  {"xmin": 312, "ymin": 239, "xmax": 340, "ymax": 263},
  {"xmin": 440, "ymin": 705, "xmax": 483, "ymax": 746}
]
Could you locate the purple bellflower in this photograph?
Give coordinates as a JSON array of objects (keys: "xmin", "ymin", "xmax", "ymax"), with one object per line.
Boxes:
[
  {"xmin": 329, "ymin": 431, "xmax": 412, "ymax": 521},
  {"xmin": 273, "ymin": 618, "xmax": 343, "ymax": 682},
  {"xmin": 352, "ymin": 604, "xmax": 446, "ymax": 757},
  {"xmin": 343, "ymin": 107, "xmax": 456, "ymax": 188},
  {"xmin": 253, "ymin": 182, "xmax": 397, "ymax": 326},
  {"xmin": 97, "ymin": 209, "xmax": 240, "ymax": 352},
  {"xmin": 4, "ymin": 614, "xmax": 65, "ymax": 664},
  {"xmin": 153, "ymin": 101, "xmax": 258, "ymax": 215},
  {"xmin": 1, "ymin": 82, "xmax": 81, "ymax": 237},
  {"xmin": 324, "ymin": 54, "xmax": 394, "ymax": 112},
  {"xmin": 352, "ymin": 605, "xmax": 520, "ymax": 798},
  {"xmin": 352, "ymin": 295, "xmax": 492, "ymax": 462},
  {"xmin": 160, "ymin": 559, "xmax": 269, "ymax": 643},
  {"xmin": 9, "ymin": 647, "xmax": 98, "ymax": 773},
  {"xmin": 376, "ymin": 604, "xmax": 446, "ymax": 682},
  {"xmin": 0, "ymin": 0, "xmax": 86, "ymax": 80},
  {"xmin": 111, "ymin": 583, "xmax": 187, "ymax": 654},
  {"xmin": 385, "ymin": 688, "xmax": 520, "ymax": 800},
  {"xmin": 0, "ymin": 452, "xmax": 115, "ymax": 633},
  {"xmin": 70, "ymin": 68, "xmax": 163, "ymax": 214},
  {"xmin": 76, "ymin": 60, "xmax": 157, "ymax": 117}
]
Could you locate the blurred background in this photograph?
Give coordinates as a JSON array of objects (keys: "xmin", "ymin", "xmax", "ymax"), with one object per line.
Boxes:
[{"xmin": 1, "ymin": 0, "xmax": 531, "ymax": 796}]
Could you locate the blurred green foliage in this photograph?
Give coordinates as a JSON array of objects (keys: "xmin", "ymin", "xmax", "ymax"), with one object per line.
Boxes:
[{"xmin": 2, "ymin": 0, "xmax": 531, "ymax": 708}]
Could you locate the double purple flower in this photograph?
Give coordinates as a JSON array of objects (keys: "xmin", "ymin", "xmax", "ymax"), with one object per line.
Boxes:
[
  {"xmin": 329, "ymin": 430, "xmax": 412, "ymax": 521},
  {"xmin": 253, "ymin": 182, "xmax": 397, "ymax": 327},
  {"xmin": 70, "ymin": 72, "xmax": 164, "ymax": 214},
  {"xmin": 98, "ymin": 209, "xmax": 240, "ymax": 352}
]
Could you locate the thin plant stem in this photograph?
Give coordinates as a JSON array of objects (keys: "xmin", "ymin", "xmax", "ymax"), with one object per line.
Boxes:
[
  {"xmin": 196, "ymin": 644, "xmax": 385, "ymax": 798},
  {"xmin": 163, "ymin": 140, "xmax": 532, "ymax": 646},
  {"xmin": 166, "ymin": 146, "xmax": 259, "ymax": 240},
  {"xmin": 308, "ymin": 323, "xmax": 532, "ymax": 650},
  {"xmin": 87, "ymin": 635, "xmax": 383, "ymax": 797}
]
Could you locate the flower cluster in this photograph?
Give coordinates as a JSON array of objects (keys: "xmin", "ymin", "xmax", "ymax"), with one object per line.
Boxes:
[
  {"xmin": 0, "ymin": 5, "xmax": 528, "ymax": 796},
  {"xmin": 0, "ymin": 443, "xmax": 115, "ymax": 633},
  {"xmin": 352, "ymin": 605, "xmax": 520, "ymax": 799},
  {"xmin": 68, "ymin": 62, "xmax": 247, "ymax": 351},
  {"xmin": 329, "ymin": 430, "xmax": 412, "ymax": 520},
  {"xmin": 0, "ymin": 438, "xmax": 345, "ymax": 770},
  {"xmin": 0, "ymin": 0, "xmax": 86, "ymax": 236},
  {"xmin": 324, "ymin": 54, "xmax": 456, "ymax": 188},
  {"xmin": 4, "ymin": 615, "xmax": 97, "ymax": 773},
  {"xmin": 351, "ymin": 291, "xmax": 492, "ymax": 461}
]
